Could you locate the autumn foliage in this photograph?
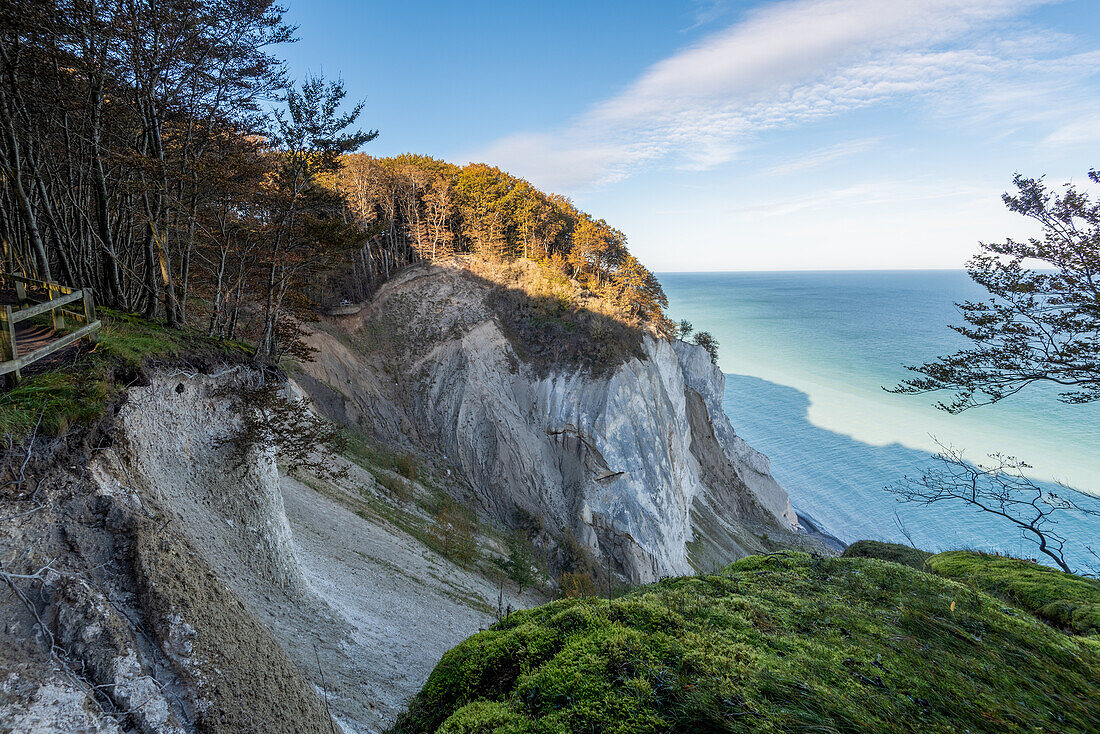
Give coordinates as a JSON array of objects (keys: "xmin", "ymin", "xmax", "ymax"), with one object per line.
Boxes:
[{"xmin": 333, "ymin": 155, "xmax": 671, "ymax": 330}]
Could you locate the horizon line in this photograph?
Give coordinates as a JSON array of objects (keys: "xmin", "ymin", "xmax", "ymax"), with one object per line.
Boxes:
[{"xmin": 655, "ymin": 267, "xmax": 972, "ymax": 274}]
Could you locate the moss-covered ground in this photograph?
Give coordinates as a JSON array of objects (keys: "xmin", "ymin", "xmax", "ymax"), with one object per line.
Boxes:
[
  {"xmin": 928, "ymin": 551, "xmax": 1100, "ymax": 636},
  {"xmin": 842, "ymin": 540, "xmax": 932, "ymax": 571},
  {"xmin": 392, "ymin": 552, "xmax": 1100, "ymax": 734},
  {"xmin": 0, "ymin": 309, "xmax": 250, "ymax": 438}
]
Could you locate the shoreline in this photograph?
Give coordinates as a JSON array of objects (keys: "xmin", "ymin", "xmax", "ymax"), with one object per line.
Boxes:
[{"xmin": 796, "ymin": 510, "xmax": 847, "ymax": 554}]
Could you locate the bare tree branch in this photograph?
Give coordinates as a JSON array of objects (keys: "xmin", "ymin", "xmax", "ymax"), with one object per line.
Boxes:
[{"xmin": 887, "ymin": 441, "xmax": 1099, "ymax": 573}]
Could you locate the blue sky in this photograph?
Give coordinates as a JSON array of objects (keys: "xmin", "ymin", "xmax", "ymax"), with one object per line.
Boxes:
[{"xmin": 282, "ymin": 0, "xmax": 1100, "ymax": 271}]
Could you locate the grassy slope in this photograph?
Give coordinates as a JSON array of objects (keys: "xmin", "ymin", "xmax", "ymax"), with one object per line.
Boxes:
[
  {"xmin": 844, "ymin": 543, "xmax": 1100, "ymax": 637},
  {"xmin": 0, "ymin": 309, "xmax": 250, "ymax": 438},
  {"xmin": 468, "ymin": 258, "xmax": 648, "ymax": 376},
  {"xmin": 928, "ymin": 551, "xmax": 1100, "ymax": 636},
  {"xmin": 393, "ymin": 552, "xmax": 1100, "ymax": 734},
  {"xmin": 842, "ymin": 540, "xmax": 932, "ymax": 571}
]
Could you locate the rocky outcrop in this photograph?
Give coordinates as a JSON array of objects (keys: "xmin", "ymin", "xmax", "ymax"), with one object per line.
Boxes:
[
  {"xmin": 1, "ymin": 366, "xmax": 544, "ymax": 733},
  {"xmin": 0, "ymin": 370, "xmax": 337, "ymax": 734},
  {"xmin": 109, "ymin": 372, "xmax": 306, "ymax": 594},
  {"xmin": 298, "ymin": 261, "xmax": 805, "ymax": 583}
]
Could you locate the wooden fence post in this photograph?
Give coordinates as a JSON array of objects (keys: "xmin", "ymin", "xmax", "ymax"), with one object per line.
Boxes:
[
  {"xmin": 83, "ymin": 288, "xmax": 96, "ymax": 327},
  {"xmin": 14, "ymin": 280, "xmax": 26, "ymax": 306},
  {"xmin": 2, "ymin": 306, "xmax": 19, "ymax": 383},
  {"xmin": 0, "ymin": 308, "xmax": 11, "ymax": 362},
  {"xmin": 48, "ymin": 282, "xmax": 65, "ymax": 329}
]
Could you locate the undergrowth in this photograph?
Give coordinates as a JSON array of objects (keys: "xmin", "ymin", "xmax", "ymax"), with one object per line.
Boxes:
[
  {"xmin": 470, "ymin": 259, "xmax": 647, "ymax": 377},
  {"xmin": 0, "ymin": 308, "xmax": 250, "ymax": 438},
  {"xmin": 343, "ymin": 432, "xmax": 421, "ymax": 482},
  {"xmin": 842, "ymin": 540, "xmax": 932, "ymax": 571}
]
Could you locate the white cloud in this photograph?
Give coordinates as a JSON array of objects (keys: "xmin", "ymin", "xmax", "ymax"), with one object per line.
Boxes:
[
  {"xmin": 1043, "ymin": 113, "xmax": 1100, "ymax": 146},
  {"xmin": 683, "ymin": 0, "xmax": 738, "ymax": 32},
  {"xmin": 726, "ymin": 178, "xmax": 991, "ymax": 218},
  {"xmin": 762, "ymin": 138, "xmax": 881, "ymax": 177},
  {"xmin": 471, "ymin": 0, "xmax": 1081, "ymax": 191}
]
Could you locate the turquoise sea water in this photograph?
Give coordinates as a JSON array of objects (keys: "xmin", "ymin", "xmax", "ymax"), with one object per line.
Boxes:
[{"xmin": 661, "ymin": 271, "xmax": 1100, "ymax": 570}]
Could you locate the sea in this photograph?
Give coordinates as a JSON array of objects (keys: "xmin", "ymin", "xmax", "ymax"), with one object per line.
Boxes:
[{"xmin": 660, "ymin": 271, "xmax": 1100, "ymax": 571}]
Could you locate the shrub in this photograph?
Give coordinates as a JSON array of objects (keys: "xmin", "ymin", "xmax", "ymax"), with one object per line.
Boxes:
[
  {"xmin": 494, "ymin": 534, "xmax": 540, "ymax": 594},
  {"xmin": 374, "ymin": 471, "xmax": 412, "ymax": 501},
  {"xmin": 342, "ymin": 432, "xmax": 421, "ymax": 484},
  {"xmin": 395, "ymin": 452, "xmax": 419, "ymax": 481},
  {"xmin": 557, "ymin": 571, "xmax": 599, "ymax": 599},
  {"xmin": 843, "ymin": 540, "xmax": 932, "ymax": 571},
  {"xmin": 691, "ymin": 330, "xmax": 719, "ymax": 365},
  {"xmin": 429, "ymin": 500, "xmax": 478, "ymax": 566}
]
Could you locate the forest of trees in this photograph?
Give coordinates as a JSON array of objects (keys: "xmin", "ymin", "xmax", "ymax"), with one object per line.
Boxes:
[
  {"xmin": 0, "ymin": 1, "xmax": 671, "ymax": 364},
  {"xmin": 0, "ymin": 0, "xmax": 378, "ymax": 360},
  {"xmin": 332, "ymin": 155, "xmax": 670, "ymax": 329}
]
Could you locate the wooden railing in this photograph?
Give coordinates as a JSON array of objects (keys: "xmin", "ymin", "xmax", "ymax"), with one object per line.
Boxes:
[{"xmin": 0, "ymin": 273, "xmax": 101, "ymax": 381}]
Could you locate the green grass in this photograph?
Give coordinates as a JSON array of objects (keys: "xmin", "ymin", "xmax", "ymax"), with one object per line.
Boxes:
[
  {"xmin": 342, "ymin": 432, "xmax": 421, "ymax": 481},
  {"xmin": 392, "ymin": 552, "xmax": 1100, "ymax": 734},
  {"xmin": 927, "ymin": 551, "xmax": 1100, "ymax": 636},
  {"xmin": 0, "ymin": 308, "xmax": 250, "ymax": 438},
  {"xmin": 842, "ymin": 540, "xmax": 933, "ymax": 571}
]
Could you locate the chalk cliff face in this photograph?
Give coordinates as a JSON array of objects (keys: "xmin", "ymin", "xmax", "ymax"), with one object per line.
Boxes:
[
  {"xmin": 0, "ymin": 371, "xmax": 337, "ymax": 734},
  {"xmin": 299, "ymin": 261, "xmax": 800, "ymax": 582},
  {"xmin": 0, "ymin": 369, "xmax": 541, "ymax": 733},
  {"xmin": 0, "ymin": 262, "xmax": 815, "ymax": 732}
]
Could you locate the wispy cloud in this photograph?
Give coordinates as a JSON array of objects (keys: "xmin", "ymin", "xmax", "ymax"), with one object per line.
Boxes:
[
  {"xmin": 728, "ymin": 179, "xmax": 991, "ymax": 218},
  {"xmin": 682, "ymin": 0, "xmax": 739, "ymax": 32},
  {"xmin": 471, "ymin": 0, "xmax": 1086, "ymax": 191},
  {"xmin": 1042, "ymin": 112, "xmax": 1100, "ymax": 147},
  {"xmin": 762, "ymin": 138, "xmax": 881, "ymax": 177}
]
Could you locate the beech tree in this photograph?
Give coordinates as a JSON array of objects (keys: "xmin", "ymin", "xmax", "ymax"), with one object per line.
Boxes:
[
  {"xmin": 331, "ymin": 155, "xmax": 672, "ymax": 328},
  {"xmin": 894, "ymin": 171, "xmax": 1100, "ymax": 411},
  {"xmin": 256, "ymin": 73, "xmax": 376, "ymax": 361},
  {"xmin": 0, "ymin": 0, "xmax": 294, "ymax": 323},
  {"xmin": 0, "ymin": 1, "xmax": 389, "ymax": 361}
]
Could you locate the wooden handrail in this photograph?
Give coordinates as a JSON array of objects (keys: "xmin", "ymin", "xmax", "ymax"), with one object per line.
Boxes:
[
  {"xmin": 3, "ymin": 289, "xmax": 85, "ymax": 324},
  {"xmin": 1, "ymin": 273, "xmax": 72, "ymax": 295},
  {"xmin": 2, "ymin": 272, "xmax": 67, "ymax": 287},
  {"xmin": 0, "ymin": 272, "xmax": 99, "ymax": 382},
  {"xmin": 0, "ymin": 321, "xmax": 101, "ymax": 377}
]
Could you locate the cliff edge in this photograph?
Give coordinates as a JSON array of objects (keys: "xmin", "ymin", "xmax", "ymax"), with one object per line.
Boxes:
[{"xmin": 296, "ymin": 259, "xmax": 816, "ymax": 583}]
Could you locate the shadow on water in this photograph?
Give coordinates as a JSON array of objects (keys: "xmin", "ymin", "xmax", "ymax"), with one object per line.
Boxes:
[{"xmin": 724, "ymin": 373, "xmax": 1100, "ymax": 571}]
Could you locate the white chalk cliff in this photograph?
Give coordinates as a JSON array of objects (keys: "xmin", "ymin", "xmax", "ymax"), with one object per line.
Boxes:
[{"xmin": 298, "ymin": 261, "xmax": 801, "ymax": 583}]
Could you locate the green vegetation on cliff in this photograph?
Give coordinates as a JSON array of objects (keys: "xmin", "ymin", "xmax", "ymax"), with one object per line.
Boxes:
[
  {"xmin": 928, "ymin": 551, "xmax": 1100, "ymax": 637},
  {"xmin": 842, "ymin": 540, "xmax": 932, "ymax": 571},
  {"xmin": 335, "ymin": 155, "xmax": 671, "ymax": 331},
  {"xmin": 0, "ymin": 310, "xmax": 249, "ymax": 438},
  {"xmin": 393, "ymin": 552, "xmax": 1100, "ymax": 734},
  {"xmin": 472, "ymin": 258, "xmax": 650, "ymax": 375}
]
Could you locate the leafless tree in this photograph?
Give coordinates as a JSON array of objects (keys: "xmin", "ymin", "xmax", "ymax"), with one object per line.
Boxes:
[{"xmin": 888, "ymin": 442, "xmax": 1099, "ymax": 573}]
